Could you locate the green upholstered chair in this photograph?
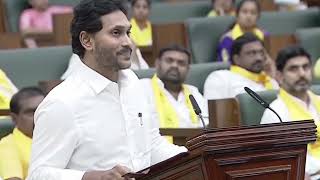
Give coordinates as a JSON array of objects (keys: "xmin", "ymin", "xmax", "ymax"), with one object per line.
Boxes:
[
  {"xmin": 2, "ymin": 0, "xmax": 79, "ymax": 32},
  {"xmin": 236, "ymin": 90, "xmax": 278, "ymax": 126},
  {"xmin": 295, "ymin": 27, "xmax": 320, "ymax": 63},
  {"xmin": 185, "ymin": 8, "xmax": 320, "ymax": 64},
  {"xmin": 150, "ymin": 0, "xmax": 211, "ymax": 24},
  {"xmin": 0, "ymin": 118, "xmax": 14, "ymax": 140},
  {"xmin": 0, "ymin": 46, "xmax": 72, "ymax": 88},
  {"xmin": 185, "ymin": 16, "xmax": 234, "ymax": 64},
  {"xmin": 134, "ymin": 62, "xmax": 229, "ymax": 94},
  {"xmin": 258, "ymin": 8, "xmax": 320, "ymax": 35},
  {"xmin": 311, "ymin": 84, "xmax": 320, "ymax": 95}
]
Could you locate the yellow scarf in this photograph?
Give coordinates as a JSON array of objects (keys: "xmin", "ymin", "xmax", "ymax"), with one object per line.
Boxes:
[
  {"xmin": 279, "ymin": 88, "xmax": 320, "ymax": 159},
  {"xmin": 151, "ymin": 75, "xmax": 198, "ymax": 143},
  {"xmin": 230, "ymin": 65, "xmax": 274, "ymax": 89},
  {"xmin": 130, "ymin": 18, "xmax": 152, "ymax": 46},
  {"xmin": 0, "ymin": 69, "xmax": 15, "ymax": 109},
  {"xmin": 231, "ymin": 23, "xmax": 265, "ymax": 40},
  {"xmin": 13, "ymin": 128, "xmax": 32, "ymax": 178}
]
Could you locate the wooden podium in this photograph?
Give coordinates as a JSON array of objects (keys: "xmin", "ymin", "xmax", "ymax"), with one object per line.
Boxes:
[{"xmin": 136, "ymin": 121, "xmax": 316, "ymax": 180}]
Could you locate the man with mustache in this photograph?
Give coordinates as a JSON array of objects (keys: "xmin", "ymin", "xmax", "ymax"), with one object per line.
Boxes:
[
  {"xmin": 204, "ymin": 32, "xmax": 278, "ymax": 100},
  {"xmin": 27, "ymin": 1, "xmax": 186, "ymax": 180},
  {"xmin": 140, "ymin": 44, "xmax": 208, "ymax": 137},
  {"xmin": 261, "ymin": 45, "xmax": 320, "ymax": 180}
]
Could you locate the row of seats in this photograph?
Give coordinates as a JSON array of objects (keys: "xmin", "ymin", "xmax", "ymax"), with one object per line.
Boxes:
[
  {"xmin": 186, "ymin": 8, "xmax": 320, "ymax": 64},
  {"xmin": 2, "ymin": 0, "xmax": 211, "ymax": 32}
]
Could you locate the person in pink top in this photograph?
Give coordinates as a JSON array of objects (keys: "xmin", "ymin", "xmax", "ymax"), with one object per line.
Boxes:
[{"xmin": 19, "ymin": 0, "xmax": 72, "ymax": 48}]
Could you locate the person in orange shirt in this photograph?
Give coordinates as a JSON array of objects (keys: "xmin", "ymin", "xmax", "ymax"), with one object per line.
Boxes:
[
  {"xmin": 130, "ymin": 0, "xmax": 152, "ymax": 46},
  {"xmin": 0, "ymin": 87, "xmax": 44, "ymax": 180}
]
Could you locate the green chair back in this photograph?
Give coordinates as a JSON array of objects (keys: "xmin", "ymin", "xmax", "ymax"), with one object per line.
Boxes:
[
  {"xmin": 236, "ymin": 90, "xmax": 278, "ymax": 126},
  {"xmin": 150, "ymin": 1, "xmax": 211, "ymax": 24},
  {"xmin": 0, "ymin": 118, "xmax": 14, "ymax": 140},
  {"xmin": 295, "ymin": 27, "xmax": 320, "ymax": 63},
  {"xmin": 0, "ymin": 46, "xmax": 72, "ymax": 88}
]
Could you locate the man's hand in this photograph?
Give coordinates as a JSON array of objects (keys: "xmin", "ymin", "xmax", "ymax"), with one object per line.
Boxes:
[{"xmin": 82, "ymin": 165, "xmax": 133, "ymax": 180}]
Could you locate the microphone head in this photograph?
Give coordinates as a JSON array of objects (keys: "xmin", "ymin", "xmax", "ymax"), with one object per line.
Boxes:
[
  {"xmin": 244, "ymin": 87, "xmax": 269, "ymax": 109},
  {"xmin": 189, "ymin": 94, "xmax": 202, "ymax": 115}
]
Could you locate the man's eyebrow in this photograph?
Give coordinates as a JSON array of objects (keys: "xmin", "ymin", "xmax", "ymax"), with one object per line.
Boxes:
[{"xmin": 111, "ymin": 25, "xmax": 131, "ymax": 30}]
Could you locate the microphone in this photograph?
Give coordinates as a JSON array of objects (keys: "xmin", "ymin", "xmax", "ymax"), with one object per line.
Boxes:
[
  {"xmin": 244, "ymin": 87, "xmax": 283, "ymax": 123},
  {"xmin": 189, "ymin": 94, "xmax": 206, "ymax": 129}
]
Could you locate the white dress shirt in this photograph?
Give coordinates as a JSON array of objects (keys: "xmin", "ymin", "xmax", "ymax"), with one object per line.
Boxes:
[
  {"xmin": 261, "ymin": 95, "xmax": 320, "ymax": 179},
  {"xmin": 139, "ymin": 78, "xmax": 208, "ymax": 128},
  {"xmin": 203, "ymin": 70, "xmax": 279, "ymax": 100},
  {"xmin": 27, "ymin": 60, "xmax": 186, "ymax": 180}
]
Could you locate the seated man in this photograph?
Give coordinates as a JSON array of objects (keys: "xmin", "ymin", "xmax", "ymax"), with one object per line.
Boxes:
[
  {"xmin": 204, "ymin": 32, "xmax": 278, "ymax": 99},
  {"xmin": 140, "ymin": 44, "xmax": 208, "ymax": 131},
  {"xmin": 261, "ymin": 45, "xmax": 320, "ymax": 180},
  {"xmin": 0, "ymin": 87, "xmax": 45, "ymax": 180}
]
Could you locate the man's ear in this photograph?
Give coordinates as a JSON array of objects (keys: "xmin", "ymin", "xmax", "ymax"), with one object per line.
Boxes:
[
  {"xmin": 79, "ymin": 31, "xmax": 94, "ymax": 51},
  {"xmin": 10, "ymin": 112, "xmax": 18, "ymax": 126}
]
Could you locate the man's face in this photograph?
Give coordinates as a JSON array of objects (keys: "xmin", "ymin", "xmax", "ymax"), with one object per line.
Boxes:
[
  {"xmin": 279, "ymin": 56, "xmax": 312, "ymax": 94},
  {"xmin": 234, "ymin": 41, "xmax": 266, "ymax": 73},
  {"xmin": 92, "ymin": 11, "xmax": 133, "ymax": 70},
  {"xmin": 156, "ymin": 50, "xmax": 190, "ymax": 84},
  {"xmin": 12, "ymin": 95, "xmax": 44, "ymax": 138},
  {"xmin": 237, "ymin": 1, "xmax": 258, "ymax": 29},
  {"xmin": 132, "ymin": 0, "xmax": 150, "ymax": 22}
]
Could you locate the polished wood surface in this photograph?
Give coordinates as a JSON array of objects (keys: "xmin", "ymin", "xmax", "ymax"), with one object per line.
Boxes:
[
  {"xmin": 259, "ymin": 0, "xmax": 278, "ymax": 11},
  {"xmin": 0, "ymin": 0, "xmax": 6, "ymax": 33},
  {"xmin": 151, "ymin": 22, "xmax": 188, "ymax": 61},
  {"xmin": 160, "ymin": 128, "xmax": 201, "ymax": 146},
  {"xmin": 23, "ymin": 32, "xmax": 56, "ymax": 47},
  {"xmin": 208, "ymin": 98, "xmax": 240, "ymax": 128},
  {"xmin": 53, "ymin": 13, "xmax": 73, "ymax": 45},
  {"xmin": 137, "ymin": 121, "xmax": 316, "ymax": 180},
  {"xmin": 0, "ymin": 109, "xmax": 10, "ymax": 116},
  {"xmin": 303, "ymin": 0, "xmax": 320, "ymax": 6},
  {"xmin": 0, "ymin": 33, "xmax": 22, "ymax": 49},
  {"xmin": 265, "ymin": 34, "xmax": 296, "ymax": 60},
  {"xmin": 139, "ymin": 46, "xmax": 154, "ymax": 67}
]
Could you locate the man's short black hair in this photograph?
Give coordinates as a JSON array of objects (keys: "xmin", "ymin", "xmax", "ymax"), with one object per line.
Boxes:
[
  {"xmin": 276, "ymin": 45, "xmax": 311, "ymax": 72},
  {"xmin": 231, "ymin": 32, "xmax": 263, "ymax": 64},
  {"xmin": 10, "ymin": 87, "xmax": 45, "ymax": 114},
  {"xmin": 71, "ymin": 0, "xmax": 128, "ymax": 59},
  {"xmin": 158, "ymin": 44, "xmax": 192, "ymax": 64}
]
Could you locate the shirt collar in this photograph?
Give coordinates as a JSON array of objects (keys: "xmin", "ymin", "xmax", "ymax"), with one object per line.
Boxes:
[{"xmin": 75, "ymin": 60, "xmax": 138, "ymax": 94}]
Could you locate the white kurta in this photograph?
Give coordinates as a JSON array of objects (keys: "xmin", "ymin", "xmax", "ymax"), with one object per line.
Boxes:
[
  {"xmin": 203, "ymin": 70, "xmax": 279, "ymax": 100},
  {"xmin": 27, "ymin": 60, "xmax": 186, "ymax": 180},
  {"xmin": 261, "ymin": 95, "xmax": 320, "ymax": 179},
  {"xmin": 139, "ymin": 78, "xmax": 208, "ymax": 128}
]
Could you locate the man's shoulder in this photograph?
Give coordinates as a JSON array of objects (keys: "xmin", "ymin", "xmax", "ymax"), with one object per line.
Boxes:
[{"xmin": 206, "ymin": 70, "xmax": 234, "ymax": 81}]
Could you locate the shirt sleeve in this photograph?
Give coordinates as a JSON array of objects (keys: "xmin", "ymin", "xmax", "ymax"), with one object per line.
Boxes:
[
  {"xmin": 147, "ymin": 98, "xmax": 187, "ymax": 165},
  {"xmin": 203, "ymin": 72, "xmax": 229, "ymax": 100},
  {"xmin": 27, "ymin": 99, "xmax": 85, "ymax": 180},
  {"xmin": 0, "ymin": 140, "xmax": 24, "ymax": 179},
  {"xmin": 19, "ymin": 10, "xmax": 33, "ymax": 31}
]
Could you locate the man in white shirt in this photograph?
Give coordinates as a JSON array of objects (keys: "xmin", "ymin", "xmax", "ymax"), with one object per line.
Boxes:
[
  {"xmin": 140, "ymin": 44, "xmax": 208, "ymax": 129},
  {"xmin": 261, "ymin": 45, "xmax": 320, "ymax": 180},
  {"xmin": 204, "ymin": 32, "xmax": 278, "ymax": 100},
  {"xmin": 27, "ymin": 0, "xmax": 186, "ymax": 180}
]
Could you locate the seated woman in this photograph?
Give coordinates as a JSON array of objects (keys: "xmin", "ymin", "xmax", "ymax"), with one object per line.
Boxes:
[
  {"xmin": 207, "ymin": 0, "xmax": 235, "ymax": 17},
  {"xmin": 217, "ymin": 0, "xmax": 268, "ymax": 63},
  {"xmin": 19, "ymin": 0, "xmax": 72, "ymax": 48},
  {"xmin": 130, "ymin": 0, "xmax": 152, "ymax": 46}
]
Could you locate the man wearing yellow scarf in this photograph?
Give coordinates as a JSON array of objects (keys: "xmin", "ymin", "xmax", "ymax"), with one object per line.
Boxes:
[
  {"xmin": 204, "ymin": 33, "xmax": 278, "ymax": 100},
  {"xmin": 261, "ymin": 45, "xmax": 320, "ymax": 180},
  {"xmin": 0, "ymin": 87, "xmax": 44, "ymax": 180},
  {"xmin": 140, "ymin": 45, "xmax": 208, "ymax": 142}
]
